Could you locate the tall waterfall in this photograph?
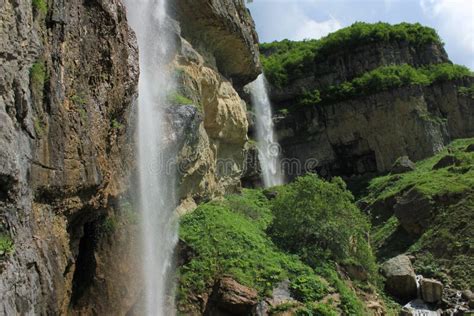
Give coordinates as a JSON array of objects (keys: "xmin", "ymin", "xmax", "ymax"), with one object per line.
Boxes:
[
  {"xmin": 124, "ymin": 0, "xmax": 178, "ymax": 315},
  {"xmin": 249, "ymin": 74, "xmax": 284, "ymax": 187}
]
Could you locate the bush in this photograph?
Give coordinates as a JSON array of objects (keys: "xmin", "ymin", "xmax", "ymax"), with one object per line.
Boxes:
[
  {"xmin": 269, "ymin": 175, "xmax": 376, "ymax": 275},
  {"xmin": 289, "ymin": 274, "xmax": 328, "ymax": 302}
]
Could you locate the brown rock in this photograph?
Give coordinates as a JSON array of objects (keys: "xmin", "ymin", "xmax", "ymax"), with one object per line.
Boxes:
[
  {"xmin": 206, "ymin": 277, "xmax": 258, "ymax": 315},
  {"xmin": 420, "ymin": 278, "xmax": 443, "ymax": 303},
  {"xmin": 381, "ymin": 255, "xmax": 418, "ymax": 301}
]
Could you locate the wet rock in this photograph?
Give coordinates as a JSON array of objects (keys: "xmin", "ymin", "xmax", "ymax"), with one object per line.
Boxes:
[
  {"xmin": 394, "ymin": 188, "xmax": 434, "ymax": 236},
  {"xmin": 381, "ymin": 255, "xmax": 418, "ymax": 301},
  {"xmin": 205, "ymin": 277, "xmax": 258, "ymax": 316},
  {"xmin": 432, "ymin": 155, "xmax": 462, "ymax": 170},
  {"xmin": 420, "ymin": 278, "xmax": 443, "ymax": 303},
  {"xmin": 391, "ymin": 156, "xmax": 416, "ymax": 174}
]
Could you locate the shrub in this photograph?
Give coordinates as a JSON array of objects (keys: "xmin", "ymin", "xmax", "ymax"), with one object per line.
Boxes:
[
  {"xmin": 269, "ymin": 175, "xmax": 376, "ymax": 275},
  {"xmin": 30, "ymin": 61, "xmax": 47, "ymax": 95},
  {"xmin": 32, "ymin": 0, "xmax": 48, "ymax": 15},
  {"xmin": 289, "ymin": 274, "xmax": 328, "ymax": 302}
]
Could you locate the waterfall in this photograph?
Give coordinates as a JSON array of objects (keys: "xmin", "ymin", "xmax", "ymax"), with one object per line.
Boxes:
[
  {"xmin": 249, "ymin": 74, "xmax": 284, "ymax": 187},
  {"xmin": 124, "ymin": 0, "xmax": 178, "ymax": 315}
]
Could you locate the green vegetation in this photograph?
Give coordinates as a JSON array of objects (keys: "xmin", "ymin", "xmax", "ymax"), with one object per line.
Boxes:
[
  {"xmin": 111, "ymin": 119, "xmax": 124, "ymax": 130},
  {"xmin": 70, "ymin": 94, "xmax": 87, "ymax": 106},
  {"xmin": 32, "ymin": 0, "xmax": 48, "ymax": 15},
  {"xmin": 270, "ymin": 175, "xmax": 376, "ymax": 277},
  {"xmin": 30, "ymin": 61, "xmax": 47, "ymax": 95},
  {"xmin": 261, "ymin": 22, "xmax": 442, "ymax": 87},
  {"xmin": 298, "ymin": 63, "xmax": 472, "ymax": 107},
  {"xmin": 367, "ymin": 138, "xmax": 474, "ymax": 288},
  {"xmin": 0, "ymin": 235, "xmax": 14, "ymax": 256},
  {"xmin": 168, "ymin": 92, "xmax": 194, "ymax": 106},
  {"xmin": 178, "ymin": 180, "xmax": 372, "ymax": 314},
  {"xmin": 458, "ymin": 84, "xmax": 474, "ymax": 99},
  {"xmin": 34, "ymin": 117, "xmax": 44, "ymax": 137}
]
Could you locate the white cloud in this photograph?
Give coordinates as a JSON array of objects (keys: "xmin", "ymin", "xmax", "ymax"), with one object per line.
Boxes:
[
  {"xmin": 420, "ymin": 0, "xmax": 474, "ymax": 58},
  {"xmin": 294, "ymin": 16, "xmax": 342, "ymax": 40}
]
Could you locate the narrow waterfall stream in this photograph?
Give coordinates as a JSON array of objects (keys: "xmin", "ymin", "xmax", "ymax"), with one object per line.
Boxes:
[
  {"xmin": 124, "ymin": 0, "xmax": 178, "ymax": 315},
  {"xmin": 249, "ymin": 74, "xmax": 285, "ymax": 188}
]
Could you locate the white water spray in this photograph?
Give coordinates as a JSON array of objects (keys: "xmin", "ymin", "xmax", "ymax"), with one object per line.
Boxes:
[
  {"xmin": 124, "ymin": 0, "xmax": 177, "ymax": 315},
  {"xmin": 249, "ymin": 74, "xmax": 284, "ymax": 187}
]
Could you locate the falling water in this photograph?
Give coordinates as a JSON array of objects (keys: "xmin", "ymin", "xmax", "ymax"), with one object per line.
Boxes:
[
  {"xmin": 124, "ymin": 0, "xmax": 178, "ymax": 315},
  {"xmin": 249, "ymin": 74, "xmax": 284, "ymax": 187}
]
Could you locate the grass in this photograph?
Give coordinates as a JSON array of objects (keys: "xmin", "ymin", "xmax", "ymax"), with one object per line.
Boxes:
[
  {"xmin": 297, "ymin": 63, "xmax": 472, "ymax": 107},
  {"xmin": 168, "ymin": 92, "xmax": 194, "ymax": 106},
  {"xmin": 111, "ymin": 119, "xmax": 124, "ymax": 130},
  {"xmin": 178, "ymin": 188, "xmax": 369, "ymax": 314},
  {"xmin": 0, "ymin": 235, "xmax": 14, "ymax": 256},
  {"xmin": 458, "ymin": 84, "xmax": 474, "ymax": 99},
  {"xmin": 30, "ymin": 61, "xmax": 47, "ymax": 97},
  {"xmin": 34, "ymin": 117, "xmax": 44, "ymax": 137}
]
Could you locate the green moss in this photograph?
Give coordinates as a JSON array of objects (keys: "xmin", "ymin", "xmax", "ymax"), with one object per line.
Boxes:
[
  {"xmin": 34, "ymin": 118, "xmax": 44, "ymax": 137},
  {"xmin": 261, "ymin": 22, "xmax": 442, "ymax": 87},
  {"xmin": 111, "ymin": 119, "xmax": 124, "ymax": 130},
  {"xmin": 30, "ymin": 61, "xmax": 47, "ymax": 96},
  {"xmin": 0, "ymin": 235, "xmax": 14, "ymax": 256},
  {"xmin": 32, "ymin": 0, "xmax": 48, "ymax": 15},
  {"xmin": 168, "ymin": 92, "xmax": 194, "ymax": 106},
  {"xmin": 458, "ymin": 84, "xmax": 474, "ymax": 99}
]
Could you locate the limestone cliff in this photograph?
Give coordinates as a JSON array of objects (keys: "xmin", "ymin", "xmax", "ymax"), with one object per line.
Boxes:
[
  {"xmin": 260, "ymin": 36, "xmax": 473, "ymax": 179},
  {"xmin": 0, "ymin": 0, "xmax": 260, "ymax": 314}
]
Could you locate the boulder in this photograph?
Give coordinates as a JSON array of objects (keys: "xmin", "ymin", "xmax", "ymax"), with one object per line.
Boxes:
[
  {"xmin": 432, "ymin": 155, "xmax": 462, "ymax": 170},
  {"xmin": 391, "ymin": 156, "xmax": 416, "ymax": 174},
  {"xmin": 465, "ymin": 143, "xmax": 474, "ymax": 152},
  {"xmin": 205, "ymin": 277, "xmax": 258, "ymax": 315},
  {"xmin": 381, "ymin": 255, "xmax": 418, "ymax": 301},
  {"xmin": 462, "ymin": 290, "xmax": 474, "ymax": 309},
  {"xmin": 420, "ymin": 278, "xmax": 443, "ymax": 303},
  {"xmin": 394, "ymin": 188, "xmax": 434, "ymax": 236}
]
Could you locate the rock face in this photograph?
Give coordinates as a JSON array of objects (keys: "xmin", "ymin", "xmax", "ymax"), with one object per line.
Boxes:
[
  {"xmin": 391, "ymin": 156, "xmax": 416, "ymax": 174},
  {"xmin": 0, "ymin": 0, "xmax": 139, "ymax": 314},
  {"xmin": 420, "ymin": 278, "xmax": 443, "ymax": 303},
  {"xmin": 275, "ymin": 78, "xmax": 474, "ymax": 179},
  {"xmin": 381, "ymin": 255, "xmax": 418, "ymax": 301},
  {"xmin": 0, "ymin": 0, "xmax": 260, "ymax": 314}
]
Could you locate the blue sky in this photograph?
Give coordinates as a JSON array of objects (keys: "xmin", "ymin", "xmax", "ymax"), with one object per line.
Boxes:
[{"xmin": 247, "ymin": 0, "xmax": 474, "ymax": 69}]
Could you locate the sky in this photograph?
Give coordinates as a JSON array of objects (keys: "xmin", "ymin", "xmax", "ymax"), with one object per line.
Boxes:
[{"xmin": 247, "ymin": 0, "xmax": 474, "ymax": 69}]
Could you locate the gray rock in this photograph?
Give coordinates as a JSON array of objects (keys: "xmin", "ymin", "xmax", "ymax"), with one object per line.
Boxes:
[
  {"xmin": 391, "ymin": 156, "xmax": 416, "ymax": 174},
  {"xmin": 382, "ymin": 255, "xmax": 418, "ymax": 301},
  {"xmin": 420, "ymin": 278, "xmax": 443, "ymax": 303},
  {"xmin": 432, "ymin": 154, "xmax": 462, "ymax": 170},
  {"xmin": 394, "ymin": 188, "xmax": 434, "ymax": 236}
]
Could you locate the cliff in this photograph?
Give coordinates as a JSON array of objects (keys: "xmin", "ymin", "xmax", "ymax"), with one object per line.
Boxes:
[
  {"xmin": 259, "ymin": 24, "xmax": 474, "ymax": 179},
  {"xmin": 0, "ymin": 0, "xmax": 260, "ymax": 314}
]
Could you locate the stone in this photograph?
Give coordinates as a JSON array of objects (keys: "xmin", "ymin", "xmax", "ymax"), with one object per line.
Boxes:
[
  {"xmin": 391, "ymin": 156, "xmax": 416, "ymax": 174},
  {"xmin": 381, "ymin": 255, "xmax": 418, "ymax": 301},
  {"xmin": 462, "ymin": 290, "xmax": 474, "ymax": 309},
  {"xmin": 420, "ymin": 278, "xmax": 443, "ymax": 303},
  {"xmin": 206, "ymin": 277, "xmax": 258, "ymax": 315},
  {"xmin": 465, "ymin": 144, "xmax": 474, "ymax": 152},
  {"xmin": 394, "ymin": 188, "xmax": 434, "ymax": 236},
  {"xmin": 343, "ymin": 263, "xmax": 368, "ymax": 281},
  {"xmin": 432, "ymin": 155, "xmax": 462, "ymax": 170}
]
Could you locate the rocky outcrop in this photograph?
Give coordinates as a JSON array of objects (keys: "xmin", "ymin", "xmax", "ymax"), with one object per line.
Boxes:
[
  {"xmin": 275, "ymin": 78, "xmax": 474, "ymax": 179},
  {"xmin": 171, "ymin": 0, "xmax": 261, "ymax": 87},
  {"xmin": 394, "ymin": 188, "xmax": 434, "ymax": 236},
  {"xmin": 267, "ymin": 40, "xmax": 448, "ymax": 103},
  {"xmin": 390, "ymin": 156, "xmax": 416, "ymax": 174},
  {"xmin": 205, "ymin": 277, "xmax": 258, "ymax": 316},
  {"xmin": 381, "ymin": 255, "xmax": 418, "ymax": 301}
]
